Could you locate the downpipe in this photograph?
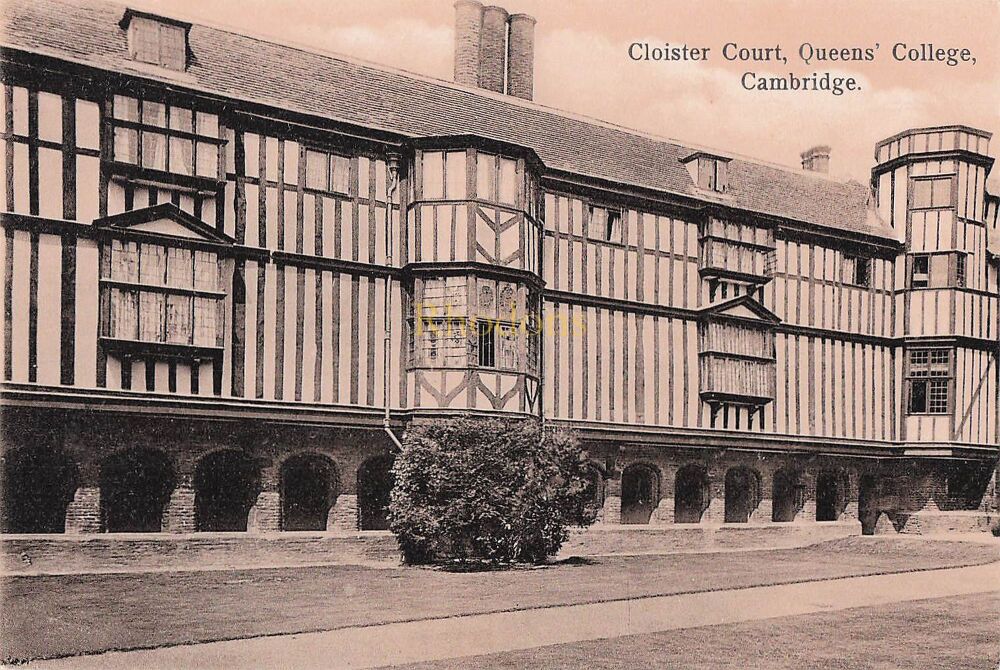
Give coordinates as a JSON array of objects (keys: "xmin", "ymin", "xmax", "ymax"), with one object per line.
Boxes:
[{"xmin": 383, "ymin": 153, "xmax": 403, "ymax": 451}]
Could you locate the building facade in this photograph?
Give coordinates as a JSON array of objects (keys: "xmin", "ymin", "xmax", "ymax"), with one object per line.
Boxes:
[{"xmin": 1, "ymin": 0, "xmax": 998, "ymax": 540}]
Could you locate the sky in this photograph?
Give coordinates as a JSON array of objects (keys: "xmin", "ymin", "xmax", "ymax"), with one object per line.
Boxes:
[{"xmin": 122, "ymin": 0, "xmax": 998, "ymax": 183}]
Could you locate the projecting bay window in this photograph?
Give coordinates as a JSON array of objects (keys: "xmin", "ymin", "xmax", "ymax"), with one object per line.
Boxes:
[
  {"xmin": 111, "ymin": 96, "xmax": 222, "ymax": 180},
  {"xmin": 698, "ymin": 314, "xmax": 777, "ymax": 405},
  {"xmin": 906, "ymin": 349, "xmax": 952, "ymax": 415},
  {"xmin": 102, "ymin": 239, "xmax": 224, "ymax": 349}
]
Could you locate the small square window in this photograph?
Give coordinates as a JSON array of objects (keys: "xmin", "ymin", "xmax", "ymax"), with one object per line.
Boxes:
[
  {"xmin": 911, "ymin": 255, "xmax": 930, "ymax": 288},
  {"xmin": 846, "ymin": 256, "xmax": 871, "ymax": 287}
]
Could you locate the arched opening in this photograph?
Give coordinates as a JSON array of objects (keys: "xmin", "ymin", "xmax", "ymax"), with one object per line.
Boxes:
[
  {"xmin": 358, "ymin": 455, "xmax": 394, "ymax": 531},
  {"xmin": 100, "ymin": 449, "xmax": 175, "ymax": 532},
  {"xmin": 858, "ymin": 473, "xmax": 879, "ymax": 535},
  {"xmin": 1, "ymin": 449, "xmax": 78, "ymax": 533},
  {"xmin": 194, "ymin": 450, "xmax": 259, "ymax": 532},
  {"xmin": 724, "ymin": 467, "xmax": 761, "ymax": 523},
  {"xmin": 281, "ymin": 453, "xmax": 338, "ymax": 531},
  {"xmin": 816, "ymin": 470, "xmax": 848, "ymax": 521},
  {"xmin": 621, "ymin": 463, "xmax": 659, "ymax": 525},
  {"xmin": 674, "ymin": 464, "xmax": 710, "ymax": 523},
  {"xmin": 771, "ymin": 468, "xmax": 802, "ymax": 522}
]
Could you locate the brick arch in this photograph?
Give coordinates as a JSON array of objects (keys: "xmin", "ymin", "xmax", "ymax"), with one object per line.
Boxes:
[
  {"xmin": 620, "ymin": 461, "xmax": 660, "ymax": 525},
  {"xmin": 100, "ymin": 447, "xmax": 176, "ymax": 532},
  {"xmin": 771, "ymin": 467, "xmax": 803, "ymax": 523},
  {"xmin": 279, "ymin": 451, "xmax": 341, "ymax": 531},
  {"xmin": 674, "ymin": 463, "xmax": 710, "ymax": 523},
  {"xmin": 724, "ymin": 466, "xmax": 762, "ymax": 523},
  {"xmin": 585, "ymin": 460, "xmax": 607, "ymax": 509},
  {"xmin": 1, "ymin": 447, "xmax": 79, "ymax": 533},
  {"xmin": 816, "ymin": 468, "xmax": 850, "ymax": 521},
  {"xmin": 358, "ymin": 454, "xmax": 395, "ymax": 531},
  {"xmin": 193, "ymin": 449, "xmax": 260, "ymax": 532}
]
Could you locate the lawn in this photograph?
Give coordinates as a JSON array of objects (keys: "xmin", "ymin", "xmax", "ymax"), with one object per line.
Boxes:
[
  {"xmin": 397, "ymin": 592, "xmax": 1000, "ymax": 670},
  {"xmin": 1, "ymin": 537, "xmax": 997, "ymax": 663}
]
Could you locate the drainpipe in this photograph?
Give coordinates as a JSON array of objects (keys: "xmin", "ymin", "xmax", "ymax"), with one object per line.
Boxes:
[{"xmin": 383, "ymin": 153, "xmax": 403, "ymax": 450}]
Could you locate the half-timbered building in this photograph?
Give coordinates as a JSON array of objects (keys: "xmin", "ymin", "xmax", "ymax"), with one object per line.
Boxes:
[{"xmin": 1, "ymin": 0, "xmax": 997, "ymax": 546}]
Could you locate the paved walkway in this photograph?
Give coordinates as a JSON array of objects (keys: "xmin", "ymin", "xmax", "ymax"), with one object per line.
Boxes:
[{"xmin": 28, "ymin": 562, "xmax": 1000, "ymax": 670}]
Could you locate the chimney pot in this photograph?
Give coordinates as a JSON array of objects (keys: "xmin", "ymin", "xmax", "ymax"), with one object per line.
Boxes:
[
  {"xmin": 801, "ymin": 145, "xmax": 831, "ymax": 173},
  {"xmin": 506, "ymin": 13, "xmax": 536, "ymax": 100}
]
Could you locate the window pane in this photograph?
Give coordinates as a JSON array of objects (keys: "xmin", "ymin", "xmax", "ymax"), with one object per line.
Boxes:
[
  {"xmin": 477, "ymin": 320, "xmax": 495, "ymax": 368},
  {"xmin": 305, "ymin": 150, "xmax": 328, "ymax": 190},
  {"xmin": 114, "ymin": 127, "xmax": 139, "ymax": 164},
  {"xmin": 477, "ymin": 153, "xmax": 495, "ymax": 201},
  {"xmin": 113, "ymin": 95, "xmax": 139, "ymax": 121},
  {"xmin": 331, "ymin": 155, "xmax": 351, "ymax": 194},
  {"xmin": 606, "ymin": 210, "xmax": 623, "ymax": 243},
  {"xmin": 909, "ymin": 380, "xmax": 928, "ymax": 413},
  {"xmin": 166, "ymin": 248, "xmax": 193, "ymax": 287},
  {"xmin": 589, "ymin": 207, "xmax": 605, "ymax": 239},
  {"xmin": 169, "ymin": 106, "xmax": 193, "ymax": 132},
  {"xmin": 929, "ymin": 254, "xmax": 949, "ymax": 287},
  {"xmin": 197, "ymin": 112, "xmax": 219, "ymax": 138},
  {"xmin": 928, "ymin": 379, "xmax": 949, "ymax": 413},
  {"xmin": 159, "ymin": 25, "xmax": 187, "ymax": 71},
  {"xmin": 498, "ymin": 157, "xmax": 517, "ymax": 205},
  {"xmin": 165, "ymin": 294, "xmax": 192, "ymax": 344},
  {"xmin": 193, "ymin": 297, "xmax": 218, "ymax": 346},
  {"xmin": 139, "ymin": 244, "xmax": 166, "ymax": 284},
  {"xmin": 422, "ymin": 151, "xmax": 444, "ymax": 199},
  {"xmin": 110, "ymin": 289, "xmax": 139, "ymax": 339},
  {"xmin": 911, "ymin": 180, "xmax": 932, "ymax": 208},
  {"xmin": 138, "ymin": 291, "xmax": 165, "ymax": 341},
  {"xmin": 931, "ymin": 178, "xmax": 952, "ymax": 208},
  {"xmin": 141, "ymin": 132, "xmax": 166, "ymax": 170},
  {"xmin": 497, "ymin": 324, "xmax": 518, "ymax": 369},
  {"xmin": 445, "ymin": 151, "xmax": 467, "ymax": 199},
  {"xmin": 110, "ymin": 240, "xmax": 139, "ymax": 282},
  {"xmin": 169, "ymin": 136, "xmax": 194, "ymax": 175},
  {"xmin": 195, "ymin": 142, "xmax": 219, "ymax": 178},
  {"xmin": 193, "ymin": 251, "xmax": 218, "ymax": 291},
  {"xmin": 142, "ymin": 101, "xmax": 166, "ymax": 127}
]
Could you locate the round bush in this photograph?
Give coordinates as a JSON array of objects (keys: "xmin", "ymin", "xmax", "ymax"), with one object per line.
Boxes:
[{"xmin": 388, "ymin": 417, "xmax": 598, "ymax": 565}]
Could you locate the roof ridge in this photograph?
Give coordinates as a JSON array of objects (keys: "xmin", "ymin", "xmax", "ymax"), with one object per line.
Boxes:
[{"xmin": 84, "ymin": 0, "xmax": 856, "ymax": 185}]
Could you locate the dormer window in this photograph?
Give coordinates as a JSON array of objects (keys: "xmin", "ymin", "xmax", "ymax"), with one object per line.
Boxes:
[
  {"xmin": 120, "ymin": 9, "xmax": 191, "ymax": 72},
  {"xmin": 682, "ymin": 152, "xmax": 730, "ymax": 193}
]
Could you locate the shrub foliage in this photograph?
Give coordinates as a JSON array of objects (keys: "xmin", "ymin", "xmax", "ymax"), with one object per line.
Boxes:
[{"xmin": 389, "ymin": 417, "xmax": 599, "ymax": 564}]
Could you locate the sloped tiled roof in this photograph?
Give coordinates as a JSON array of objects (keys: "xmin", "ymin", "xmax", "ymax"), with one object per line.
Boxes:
[{"xmin": 1, "ymin": 0, "xmax": 896, "ymax": 239}]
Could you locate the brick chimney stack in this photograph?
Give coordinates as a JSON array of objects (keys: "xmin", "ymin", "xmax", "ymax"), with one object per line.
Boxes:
[
  {"xmin": 452, "ymin": 1, "xmax": 537, "ymax": 101},
  {"xmin": 453, "ymin": 0, "xmax": 484, "ymax": 88},
  {"xmin": 479, "ymin": 5, "xmax": 509, "ymax": 94},
  {"xmin": 506, "ymin": 13, "xmax": 536, "ymax": 100},
  {"xmin": 801, "ymin": 145, "xmax": 831, "ymax": 174}
]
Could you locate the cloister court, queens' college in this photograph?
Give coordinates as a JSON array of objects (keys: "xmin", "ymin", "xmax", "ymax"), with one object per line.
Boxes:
[{"xmin": 0, "ymin": 0, "xmax": 998, "ymax": 556}]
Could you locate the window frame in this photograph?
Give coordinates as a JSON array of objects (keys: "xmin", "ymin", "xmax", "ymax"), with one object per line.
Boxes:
[
  {"xmin": 100, "ymin": 238, "xmax": 225, "ymax": 350},
  {"xmin": 844, "ymin": 255, "xmax": 872, "ymax": 288},
  {"xmin": 110, "ymin": 95, "xmax": 224, "ymax": 181},
  {"xmin": 909, "ymin": 175, "xmax": 955, "ymax": 211},
  {"xmin": 127, "ymin": 16, "xmax": 188, "ymax": 72},
  {"xmin": 905, "ymin": 348, "xmax": 953, "ymax": 415}
]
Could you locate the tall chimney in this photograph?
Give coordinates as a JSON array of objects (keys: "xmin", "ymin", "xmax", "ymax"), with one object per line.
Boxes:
[
  {"xmin": 801, "ymin": 145, "xmax": 831, "ymax": 173},
  {"xmin": 453, "ymin": 0, "xmax": 484, "ymax": 88},
  {"xmin": 479, "ymin": 5, "xmax": 509, "ymax": 93},
  {"xmin": 506, "ymin": 13, "xmax": 535, "ymax": 100}
]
